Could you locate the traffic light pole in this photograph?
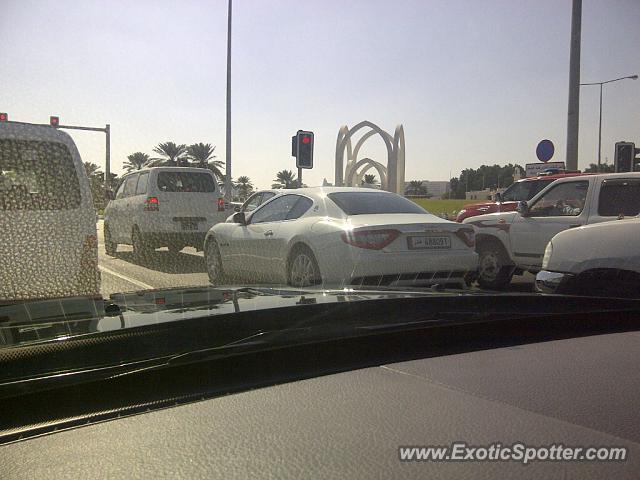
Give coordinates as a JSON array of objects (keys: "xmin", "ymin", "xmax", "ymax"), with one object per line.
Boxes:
[
  {"xmin": 55, "ymin": 123, "xmax": 111, "ymax": 192},
  {"xmin": 298, "ymin": 167, "xmax": 302, "ymax": 188}
]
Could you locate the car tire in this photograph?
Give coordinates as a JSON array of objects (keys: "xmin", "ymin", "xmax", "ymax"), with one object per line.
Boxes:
[
  {"xmin": 288, "ymin": 245, "xmax": 321, "ymax": 288},
  {"xmin": 477, "ymin": 241, "xmax": 513, "ymax": 290},
  {"xmin": 131, "ymin": 227, "xmax": 151, "ymax": 258},
  {"xmin": 205, "ymin": 239, "xmax": 226, "ymax": 286},
  {"xmin": 104, "ymin": 223, "xmax": 117, "ymax": 256}
]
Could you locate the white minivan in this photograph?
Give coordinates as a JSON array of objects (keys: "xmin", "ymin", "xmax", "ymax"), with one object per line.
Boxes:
[
  {"xmin": 0, "ymin": 121, "xmax": 99, "ymax": 303},
  {"xmin": 104, "ymin": 167, "xmax": 228, "ymax": 256}
]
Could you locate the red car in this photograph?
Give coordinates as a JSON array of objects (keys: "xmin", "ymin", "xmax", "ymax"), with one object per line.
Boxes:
[{"xmin": 455, "ymin": 172, "xmax": 593, "ymax": 222}]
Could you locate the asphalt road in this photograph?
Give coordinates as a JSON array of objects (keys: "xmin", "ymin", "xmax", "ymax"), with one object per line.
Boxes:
[
  {"xmin": 96, "ymin": 220, "xmax": 535, "ymax": 298},
  {"xmin": 97, "ymin": 220, "xmax": 209, "ymax": 297}
]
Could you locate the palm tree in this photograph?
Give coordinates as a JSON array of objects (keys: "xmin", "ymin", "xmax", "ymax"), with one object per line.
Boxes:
[
  {"xmin": 123, "ymin": 152, "xmax": 150, "ymax": 172},
  {"xmin": 83, "ymin": 162, "xmax": 102, "ymax": 178},
  {"xmin": 187, "ymin": 143, "xmax": 225, "ymax": 181},
  {"xmin": 235, "ymin": 175, "xmax": 254, "ymax": 199},
  {"xmin": 362, "ymin": 174, "xmax": 379, "ymax": 186},
  {"xmin": 149, "ymin": 142, "xmax": 188, "ymax": 167},
  {"xmin": 405, "ymin": 180, "xmax": 427, "ymax": 195},
  {"xmin": 272, "ymin": 170, "xmax": 297, "ymax": 189}
]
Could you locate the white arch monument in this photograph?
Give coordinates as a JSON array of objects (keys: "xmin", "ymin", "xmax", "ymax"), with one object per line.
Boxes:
[{"xmin": 334, "ymin": 121, "xmax": 405, "ymax": 193}]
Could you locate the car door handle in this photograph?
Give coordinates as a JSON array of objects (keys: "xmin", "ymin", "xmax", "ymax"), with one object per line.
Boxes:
[{"xmin": 264, "ymin": 230, "xmax": 273, "ymax": 237}]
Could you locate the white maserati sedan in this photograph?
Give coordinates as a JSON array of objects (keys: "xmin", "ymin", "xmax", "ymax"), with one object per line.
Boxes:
[{"xmin": 204, "ymin": 187, "xmax": 478, "ymax": 288}]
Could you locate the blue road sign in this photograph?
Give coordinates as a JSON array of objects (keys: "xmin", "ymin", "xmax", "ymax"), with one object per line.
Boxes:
[{"xmin": 536, "ymin": 139, "xmax": 555, "ymax": 163}]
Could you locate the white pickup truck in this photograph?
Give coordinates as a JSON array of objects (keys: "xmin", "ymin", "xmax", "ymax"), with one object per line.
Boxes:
[
  {"xmin": 536, "ymin": 217, "xmax": 640, "ymax": 298},
  {"xmin": 463, "ymin": 173, "xmax": 640, "ymax": 289}
]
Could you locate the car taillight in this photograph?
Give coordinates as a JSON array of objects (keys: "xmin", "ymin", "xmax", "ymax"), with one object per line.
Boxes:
[
  {"xmin": 341, "ymin": 229, "xmax": 400, "ymax": 250},
  {"xmin": 217, "ymin": 197, "xmax": 225, "ymax": 212},
  {"xmin": 455, "ymin": 228, "xmax": 475, "ymax": 248},
  {"xmin": 144, "ymin": 196, "xmax": 159, "ymax": 211}
]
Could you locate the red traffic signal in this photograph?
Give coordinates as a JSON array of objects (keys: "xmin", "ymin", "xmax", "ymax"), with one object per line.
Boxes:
[
  {"xmin": 294, "ymin": 130, "xmax": 314, "ymax": 169},
  {"xmin": 0, "ymin": 112, "xmax": 7, "ymax": 122},
  {"xmin": 50, "ymin": 116, "xmax": 60, "ymax": 127}
]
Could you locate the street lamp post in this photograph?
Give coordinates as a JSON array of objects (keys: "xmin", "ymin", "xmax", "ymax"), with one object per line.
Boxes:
[
  {"xmin": 580, "ymin": 75, "xmax": 638, "ymax": 171},
  {"xmin": 224, "ymin": 0, "xmax": 232, "ymax": 203}
]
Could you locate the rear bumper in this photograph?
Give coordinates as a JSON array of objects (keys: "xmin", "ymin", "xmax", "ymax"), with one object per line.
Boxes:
[
  {"xmin": 318, "ymin": 245, "xmax": 478, "ymax": 287},
  {"xmin": 535, "ymin": 270, "xmax": 576, "ymax": 294}
]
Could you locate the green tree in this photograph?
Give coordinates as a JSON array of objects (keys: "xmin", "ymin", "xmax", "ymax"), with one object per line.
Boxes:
[
  {"xmin": 83, "ymin": 162, "xmax": 106, "ymax": 210},
  {"xmin": 362, "ymin": 174, "xmax": 379, "ymax": 186},
  {"xmin": 449, "ymin": 164, "xmax": 521, "ymax": 199},
  {"xmin": 272, "ymin": 170, "xmax": 298, "ymax": 189},
  {"xmin": 235, "ymin": 175, "xmax": 254, "ymax": 199},
  {"xmin": 123, "ymin": 152, "xmax": 150, "ymax": 172},
  {"xmin": 187, "ymin": 143, "xmax": 225, "ymax": 181},
  {"xmin": 405, "ymin": 180, "xmax": 426, "ymax": 195},
  {"xmin": 149, "ymin": 142, "xmax": 188, "ymax": 167}
]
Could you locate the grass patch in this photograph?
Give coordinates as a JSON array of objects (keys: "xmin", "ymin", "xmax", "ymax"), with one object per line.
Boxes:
[{"xmin": 410, "ymin": 198, "xmax": 472, "ymax": 216}]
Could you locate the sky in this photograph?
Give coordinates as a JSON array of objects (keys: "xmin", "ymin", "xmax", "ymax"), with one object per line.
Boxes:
[{"xmin": 1, "ymin": 0, "xmax": 639, "ymax": 189}]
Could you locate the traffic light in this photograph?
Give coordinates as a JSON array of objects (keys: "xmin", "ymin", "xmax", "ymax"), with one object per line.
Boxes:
[
  {"xmin": 614, "ymin": 142, "xmax": 634, "ymax": 172},
  {"xmin": 50, "ymin": 116, "xmax": 60, "ymax": 127},
  {"xmin": 293, "ymin": 130, "xmax": 314, "ymax": 169},
  {"xmin": 0, "ymin": 112, "xmax": 7, "ymax": 122}
]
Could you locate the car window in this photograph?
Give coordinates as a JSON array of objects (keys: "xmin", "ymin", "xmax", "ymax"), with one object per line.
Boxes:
[
  {"xmin": 286, "ymin": 196, "xmax": 313, "ymax": 220},
  {"xmin": 501, "ymin": 179, "xmax": 554, "ymax": 202},
  {"xmin": 250, "ymin": 194, "xmax": 300, "ymax": 224},
  {"xmin": 261, "ymin": 191, "xmax": 276, "ymax": 204},
  {"xmin": 135, "ymin": 172, "xmax": 149, "ymax": 196},
  {"xmin": 123, "ymin": 174, "xmax": 138, "ymax": 197},
  {"xmin": 114, "ymin": 180, "xmax": 126, "ymax": 199},
  {"xmin": 328, "ymin": 192, "xmax": 427, "ymax": 215},
  {"xmin": 0, "ymin": 139, "xmax": 81, "ymax": 211},
  {"xmin": 528, "ymin": 181, "xmax": 589, "ymax": 217},
  {"xmin": 157, "ymin": 171, "xmax": 216, "ymax": 193},
  {"xmin": 598, "ymin": 179, "xmax": 640, "ymax": 217},
  {"xmin": 243, "ymin": 192, "xmax": 263, "ymax": 212}
]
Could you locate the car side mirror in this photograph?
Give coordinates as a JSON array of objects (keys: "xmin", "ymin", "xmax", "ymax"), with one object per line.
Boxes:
[
  {"xmin": 517, "ymin": 201, "xmax": 529, "ymax": 216},
  {"xmin": 494, "ymin": 192, "xmax": 502, "ymax": 202},
  {"xmin": 234, "ymin": 206, "xmax": 241, "ymax": 212},
  {"xmin": 232, "ymin": 212, "xmax": 247, "ymax": 225},
  {"xmin": 105, "ymin": 190, "xmax": 115, "ymax": 201}
]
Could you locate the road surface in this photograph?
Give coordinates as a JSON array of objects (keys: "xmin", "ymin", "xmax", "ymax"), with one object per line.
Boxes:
[
  {"xmin": 97, "ymin": 220, "xmax": 209, "ymax": 297},
  {"xmin": 97, "ymin": 220, "xmax": 535, "ymax": 297}
]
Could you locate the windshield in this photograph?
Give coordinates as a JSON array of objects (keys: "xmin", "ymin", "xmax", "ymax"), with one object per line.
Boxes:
[
  {"xmin": 1, "ymin": 2, "xmax": 639, "ymax": 343},
  {"xmin": 501, "ymin": 179, "xmax": 554, "ymax": 202}
]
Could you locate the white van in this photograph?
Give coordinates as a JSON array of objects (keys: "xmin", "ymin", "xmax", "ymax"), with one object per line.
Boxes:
[
  {"xmin": 104, "ymin": 167, "xmax": 228, "ymax": 255},
  {"xmin": 0, "ymin": 121, "xmax": 99, "ymax": 303}
]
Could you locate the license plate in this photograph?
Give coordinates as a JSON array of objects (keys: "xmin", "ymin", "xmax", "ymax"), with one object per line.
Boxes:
[
  {"xmin": 181, "ymin": 221, "xmax": 198, "ymax": 231},
  {"xmin": 407, "ymin": 235, "xmax": 451, "ymax": 249}
]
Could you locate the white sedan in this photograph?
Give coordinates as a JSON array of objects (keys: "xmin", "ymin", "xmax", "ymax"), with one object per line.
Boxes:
[{"xmin": 204, "ymin": 187, "xmax": 478, "ymax": 288}]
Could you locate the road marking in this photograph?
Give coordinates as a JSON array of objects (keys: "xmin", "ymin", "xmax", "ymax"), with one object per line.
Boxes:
[{"xmin": 99, "ymin": 265, "xmax": 156, "ymax": 290}]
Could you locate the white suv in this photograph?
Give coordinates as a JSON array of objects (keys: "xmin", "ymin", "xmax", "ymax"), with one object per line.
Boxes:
[
  {"xmin": 104, "ymin": 167, "xmax": 228, "ymax": 256},
  {"xmin": 0, "ymin": 121, "xmax": 99, "ymax": 303}
]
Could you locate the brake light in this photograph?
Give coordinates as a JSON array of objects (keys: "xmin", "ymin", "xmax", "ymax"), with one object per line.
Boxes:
[
  {"xmin": 341, "ymin": 229, "xmax": 400, "ymax": 250},
  {"xmin": 217, "ymin": 197, "xmax": 225, "ymax": 212},
  {"xmin": 144, "ymin": 196, "xmax": 159, "ymax": 211},
  {"xmin": 455, "ymin": 228, "xmax": 475, "ymax": 248}
]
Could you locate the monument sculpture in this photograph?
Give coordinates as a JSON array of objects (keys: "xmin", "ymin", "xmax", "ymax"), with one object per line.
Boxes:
[{"xmin": 334, "ymin": 121, "xmax": 405, "ymax": 193}]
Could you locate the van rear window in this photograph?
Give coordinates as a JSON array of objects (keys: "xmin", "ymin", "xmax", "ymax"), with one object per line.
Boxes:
[
  {"xmin": 157, "ymin": 171, "xmax": 216, "ymax": 193},
  {"xmin": 0, "ymin": 139, "xmax": 81, "ymax": 210}
]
